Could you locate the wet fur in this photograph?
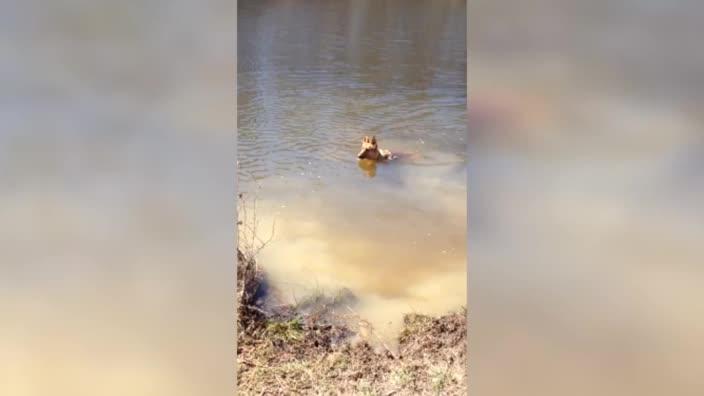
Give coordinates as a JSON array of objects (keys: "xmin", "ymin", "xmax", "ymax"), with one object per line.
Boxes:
[{"xmin": 357, "ymin": 135, "xmax": 394, "ymax": 161}]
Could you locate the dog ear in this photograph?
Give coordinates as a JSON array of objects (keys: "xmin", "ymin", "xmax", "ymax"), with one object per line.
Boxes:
[{"xmin": 371, "ymin": 136, "xmax": 377, "ymax": 144}]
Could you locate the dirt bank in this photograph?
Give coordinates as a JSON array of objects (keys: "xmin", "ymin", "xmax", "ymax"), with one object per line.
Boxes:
[{"xmin": 237, "ymin": 249, "xmax": 468, "ymax": 395}]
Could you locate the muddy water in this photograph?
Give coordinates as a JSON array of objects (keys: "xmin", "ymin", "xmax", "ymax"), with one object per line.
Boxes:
[{"xmin": 238, "ymin": 0, "xmax": 467, "ymax": 346}]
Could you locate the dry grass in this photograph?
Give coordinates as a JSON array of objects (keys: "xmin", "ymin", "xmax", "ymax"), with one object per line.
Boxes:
[
  {"xmin": 236, "ymin": 193, "xmax": 467, "ymax": 395},
  {"xmin": 237, "ymin": 308, "xmax": 467, "ymax": 395},
  {"xmin": 236, "ymin": 250, "xmax": 467, "ymax": 395}
]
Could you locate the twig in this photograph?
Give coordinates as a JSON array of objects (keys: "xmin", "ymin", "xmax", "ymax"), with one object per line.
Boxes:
[
  {"xmin": 237, "ymin": 175, "xmax": 277, "ymax": 260},
  {"xmin": 245, "ymin": 305, "xmax": 272, "ymax": 316},
  {"xmin": 239, "ymin": 359, "xmax": 267, "ymax": 369}
]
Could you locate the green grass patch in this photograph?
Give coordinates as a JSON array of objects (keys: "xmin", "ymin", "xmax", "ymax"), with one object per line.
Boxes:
[{"xmin": 264, "ymin": 318, "xmax": 304, "ymax": 342}]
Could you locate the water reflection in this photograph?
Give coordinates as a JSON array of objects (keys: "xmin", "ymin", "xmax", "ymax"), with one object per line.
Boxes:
[{"xmin": 357, "ymin": 159, "xmax": 377, "ymax": 178}]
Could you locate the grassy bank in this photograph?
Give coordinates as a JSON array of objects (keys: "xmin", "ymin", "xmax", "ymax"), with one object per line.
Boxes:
[{"xmin": 236, "ymin": 249, "xmax": 468, "ymax": 395}]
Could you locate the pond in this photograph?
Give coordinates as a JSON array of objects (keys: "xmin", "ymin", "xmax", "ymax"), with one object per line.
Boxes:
[{"xmin": 238, "ymin": 0, "xmax": 467, "ymax": 346}]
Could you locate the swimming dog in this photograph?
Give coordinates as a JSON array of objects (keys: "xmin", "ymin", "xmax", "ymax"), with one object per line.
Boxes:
[{"xmin": 357, "ymin": 135, "xmax": 394, "ymax": 161}]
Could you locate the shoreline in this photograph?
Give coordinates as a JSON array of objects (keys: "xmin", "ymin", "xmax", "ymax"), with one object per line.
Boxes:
[{"xmin": 237, "ymin": 249, "xmax": 468, "ymax": 395}]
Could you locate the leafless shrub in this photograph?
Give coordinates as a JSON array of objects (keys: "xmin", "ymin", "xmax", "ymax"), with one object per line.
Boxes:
[
  {"xmin": 236, "ymin": 181, "xmax": 276, "ymax": 331},
  {"xmin": 237, "ymin": 178, "xmax": 276, "ymax": 262}
]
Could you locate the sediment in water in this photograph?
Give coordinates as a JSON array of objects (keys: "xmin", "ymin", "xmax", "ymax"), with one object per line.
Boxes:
[{"xmin": 236, "ymin": 249, "xmax": 468, "ymax": 395}]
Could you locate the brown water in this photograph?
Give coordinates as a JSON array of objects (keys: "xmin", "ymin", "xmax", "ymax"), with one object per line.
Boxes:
[{"xmin": 238, "ymin": 0, "xmax": 467, "ymax": 347}]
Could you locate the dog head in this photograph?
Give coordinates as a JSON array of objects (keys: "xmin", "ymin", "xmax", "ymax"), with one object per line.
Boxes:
[{"xmin": 357, "ymin": 135, "xmax": 381, "ymax": 160}]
